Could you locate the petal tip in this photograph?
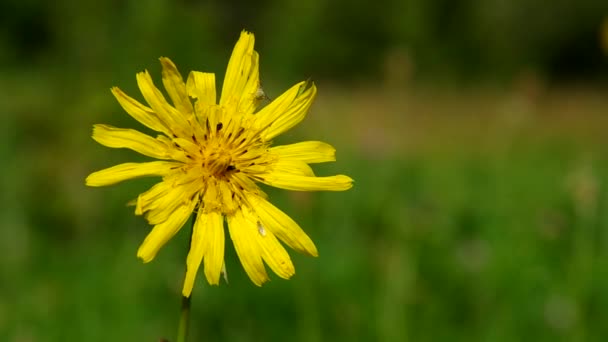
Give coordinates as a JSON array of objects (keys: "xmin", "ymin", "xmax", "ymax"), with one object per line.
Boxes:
[
  {"xmin": 204, "ymin": 269, "xmax": 222, "ymax": 286},
  {"xmin": 240, "ymin": 30, "xmax": 254, "ymax": 39},
  {"xmin": 181, "ymin": 285, "xmax": 193, "ymax": 298},
  {"xmin": 84, "ymin": 173, "xmax": 102, "ymax": 187},
  {"xmin": 137, "ymin": 245, "xmax": 154, "ymax": 263},
  {"xmin": 159, "ymin": 57, "xmax": 177, "ymax": 70},
  {"xmin": 250, "ymin": 274, "xmax": 270, "ymax": 287},
  {"xmin": 338, "ymin": 175, "xmax": 354, "ymax": 189}
]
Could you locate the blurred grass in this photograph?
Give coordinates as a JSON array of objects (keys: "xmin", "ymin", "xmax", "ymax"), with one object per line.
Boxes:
[
  {"xmin": 2, "ymin": 73, "xmax": 608, "ymax": 341},
  {"xmin": 1, "ymin": 1, "xmax": 607, "ymax": 340}
]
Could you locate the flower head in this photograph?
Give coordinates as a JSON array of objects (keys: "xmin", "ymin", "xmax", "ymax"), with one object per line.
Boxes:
[{"xmin": 86, "ymin": 31, "xmax": 353, "ymax": 297}]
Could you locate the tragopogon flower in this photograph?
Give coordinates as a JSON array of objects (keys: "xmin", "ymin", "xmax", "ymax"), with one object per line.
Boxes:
[{"xmin": 86, "ymin": 31, "xmax": 352, "ymax": 297}]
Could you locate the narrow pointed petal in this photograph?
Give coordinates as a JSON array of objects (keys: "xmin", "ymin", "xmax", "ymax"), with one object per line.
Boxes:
[
  {"xmin": 237, "ymin": 51, "xmax": 261, "ymax": 115},
  {"xmin": 187, "ymin": 71, "xmax": 216, "ymax": 105},
  {"xmin": 261, "ymin": 160, "xmax": 314, "ymax": 177},
  {"xmin": 111, "ymin": 87, "xmax": 169, "ymax": 134},
  {"xmin": 202, "ymin": 212, "xmax": 225, "ymax": 285},
  {"xmin": 183, "ymin": 226, "xmax": 204, "ymax": 297},
  {"xmin": 143, "ymin": 182, "xmax": 199, "ymax": 225},
  {"xmin": 160, "ymin": 57, "xmax": 194, "ymax": 115},
  {"xmin": 183, "ymin": 211, "xmax": 224, "ymax": 297},
  {"xmin": 86, "ymin": 161, "xmax": 180, "ymax": 187},
  {"xmin": 136, "ymin": 71, "xmax": 191, "ymax": 136},
  {"xmin": 258, "ymin": 173, "xmax": 353, "ymax": 192},
  {"xmin": 227, "ymin": 209, "xmax": 269, "ymax": 286},
  {"xmin": 137, "ymin": 200, "xmax": 196, "ymax": 263},
  {"xmin": 255, "ymin": 80, "xmax": 317, "ymax": 140},
  {"xmin": 220, "ymin": 31, "xmax": 260, "ymax": 114},
  {"xmin": 92, "ymin": 124, "xmax": 170, "ymax": 159},
  {"xmin": 270, "ymin": 141, "xmax": 336, "ymax": 164},
  {"xmin": 253, "ymin": 222, "xmax": 295, "ymax": 279},
  {"xmin": 248, "ymin": 195, "xmax": 318, "ymax": 256},
  {"xmin": 132, "ymin": 181, "xmax": 169, "ymax": 215}
]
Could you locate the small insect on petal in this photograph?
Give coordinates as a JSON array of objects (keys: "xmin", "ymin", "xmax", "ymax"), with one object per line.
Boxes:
[
  {"xmin": 255, "ymin": 87, "xmax": 265, "ymax": 99},
  {"xmin": 254, "ymin": 86, "xmax": 271, "ymax": 102},
  {"xmin": 257, "ymin": 222, "xmax": 267, "ymax": 236}
]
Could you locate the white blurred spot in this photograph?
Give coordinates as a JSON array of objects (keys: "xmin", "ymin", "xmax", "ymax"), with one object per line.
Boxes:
[
  {"xmin": 221, "ymin": 262, "xmax": 229, "ymax": 284},
  {"xmin": 254, "ymin": 87, "xmax": 266, "ymax": 100},
  {"xmin": 257, "ymin": 222, "xmax": 266, "ymax": 236}
]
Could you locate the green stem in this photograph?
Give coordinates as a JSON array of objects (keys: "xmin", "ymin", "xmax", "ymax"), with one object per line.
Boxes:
[
  {"xmin": 176, "ymin": 213, "xmax": 197, "ymax": 342},
  {"xmin": 176, "ymin": 295, "xmax": 191, "ymax": 342}
]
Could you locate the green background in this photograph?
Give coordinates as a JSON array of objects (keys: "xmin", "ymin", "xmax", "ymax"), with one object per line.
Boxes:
[{"xmin": 2, "ymin": 0, "xmax": 608, "ymax": 341}]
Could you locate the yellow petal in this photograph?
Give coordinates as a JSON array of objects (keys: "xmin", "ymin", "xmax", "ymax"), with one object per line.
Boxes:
[
  {"xmin": 156, "ymin": 135, "xmax": 191, "ymax": 163},
  {"xmin": 85, "ymin": 161, "xmax": 180, "ymax": 187},
  {"xmin": 263, "ymin": 160, "xmax": 314, "ymax": 177},
  {"xmin": 237, "ymin": 51, "xmax": 261, "ymax": 115},
  {"xmin": 254, "ymin": 220, "xmax": 295, "ymax": 280},
  {"xmin": 218, "ymin": 180, "xmax": 238, "ymax": 214},
  {"xmin": 227, "ymin": 209, "xmax": 268, "ymax": 286},
  {"xmin": 237, "ymin": 206, "xmax": 294, "ymax": 280},
  {"xmin": 220, "ymin": 31, "xmax": 260, "ymax": 114},
  {"xmin": 171, "ymin": 137, "xmax": 200, "ymax": 157},
  {"xmin": 259, "ymin": 173, "xmax": 353, "ymax": 192},
  {"xmin": 92, "ymin": 124, "xmax": 170, "ymax": 159},
  {"xmin": 202, "ymin": 212, "xmax": 225, "ymax": 285},
  {"xmin": 160, "ymin": 57, "xmax": 194, "ymax": 115},
  {"xmin": 248, "ymin": 195, "xmax": 317, "ymax": 256},
  {"xmin": 143, "ymin": 182, "xmax": 199, "ymax": 225},
  {"xmin": 133, "ymin": 181, "xmax": 169, "ymax": 215},
  {"xmin": 135, "ymin": 169, "xmax": 200, "ymax": 220},
  {"xmin": 202, "ymin": 180, "xmax": 221, "ymax": 212},
  {"xmin": 231, "ymin": 173, "xmax": 268, "ymax": 199},
  {"xmin": 111, "ymin": 87, "xmax": 169, "ymax": 134},
  {"xmin": 186, "ymin": 71, "xmax": 216, "ymax": 105},
  {"xmin": 183, "ymin": 211, "xmax": 224, "ymax": 297},
  {"xmin": 137, "ymin": 200, "xmax": 196, "ymax": 263},
  {"xmin": 255, "ymin": 80, "xmax": 316, "ymax": 140},
  {"xmin": 136, "ymin": 71, "xmax": 190, "ymax": 136},
  {"xmin": 270, "ymin": 141, "xmax": 336, "ymax": 164}
]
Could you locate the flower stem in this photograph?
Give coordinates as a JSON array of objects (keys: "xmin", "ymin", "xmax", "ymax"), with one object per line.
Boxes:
[
  {"xmin": 176, "ymin": 295, "xmax": 191, "ymax": 342},
  {"xmin": 176, "ymin": 214, "xmax": 196, "ymax": 342}
]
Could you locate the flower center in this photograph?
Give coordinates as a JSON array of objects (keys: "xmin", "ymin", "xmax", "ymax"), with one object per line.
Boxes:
[
  {"xmin": 206, "ymin": 151, "xmax": 232, "ymax": 177},
  {"xmin": 201, "ymin": 141, "xmax": 235, "ymax": 178},
  {"xmin": 185, "ymin": 113, "xmax": 269, "ymax": 188}
]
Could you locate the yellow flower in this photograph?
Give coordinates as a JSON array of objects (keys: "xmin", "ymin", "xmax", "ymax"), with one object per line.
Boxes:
[{"xmin": 86, "ymin": 31, "xmax": 353, "ymax": 297}]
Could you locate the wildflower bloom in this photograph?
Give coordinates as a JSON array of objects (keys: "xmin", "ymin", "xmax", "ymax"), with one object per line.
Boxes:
[{"xmin": 86, "ymin": 31, "xmax": 353, "ymax": 297}]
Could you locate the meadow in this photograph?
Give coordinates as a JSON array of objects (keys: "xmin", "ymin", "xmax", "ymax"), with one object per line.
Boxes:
[
  {"xmin": 2, "ymin": 2, "xmax": 608, "ymax": 340},
  {"xmin": 3, "ymin": 71, "xmax": 608, "ymax": 341}
]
